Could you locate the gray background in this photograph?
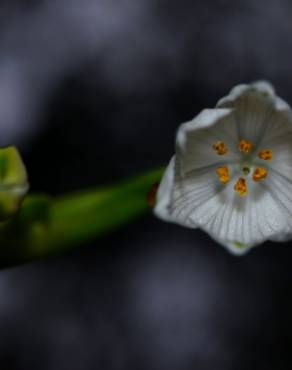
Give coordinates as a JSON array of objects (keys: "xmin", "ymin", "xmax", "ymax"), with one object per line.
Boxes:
[{"xmin": 0, "ymin": 0, "xmax": 291, "ymax": 369}]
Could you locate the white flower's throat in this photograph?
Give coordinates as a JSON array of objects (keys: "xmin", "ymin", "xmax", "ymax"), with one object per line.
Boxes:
[{"xmin": 213, "ymin": 139, "xmax": 272, "ymax": 197}]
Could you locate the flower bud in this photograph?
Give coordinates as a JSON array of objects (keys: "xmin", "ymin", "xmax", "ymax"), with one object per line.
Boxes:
[{"xmin": 0, "ymin": 146, "xmax": 29, "ymax": 222}]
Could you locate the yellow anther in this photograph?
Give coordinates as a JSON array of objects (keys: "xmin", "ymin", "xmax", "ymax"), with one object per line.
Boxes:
[
  {"xmin": 252, "ymin": 167, "xmax": 267, "ymax": 182},
  {"xmin": 258, "ymin": 149, "xmax": 273, "ymax": 161},
  {"xmin": 234, "ymin": 177, "xmax": 247, "ymax": 197},
  {"xmin": 216, "ymin": 165, "xmax": 230, "ymax": 184},
  {"xmin": 238, "ymin": 139, "xmax": 253, "ymax": 153},
  {"xmin": 212, "ymin": 141, "xmax": 228, "ymax": 155}
]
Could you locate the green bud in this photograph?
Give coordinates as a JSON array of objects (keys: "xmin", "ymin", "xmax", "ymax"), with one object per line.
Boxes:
[{"xmin": 0, "ymin": 146, "xmax": 29, "ymax": 222}]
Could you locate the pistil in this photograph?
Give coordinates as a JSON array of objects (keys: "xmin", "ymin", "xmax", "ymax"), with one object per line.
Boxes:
[{"xmin": 242, "ymin": 166, "xmax": 250, "ymax": 175}]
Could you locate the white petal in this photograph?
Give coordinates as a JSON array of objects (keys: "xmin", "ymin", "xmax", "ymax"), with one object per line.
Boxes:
[
  {"xmin": 223, "ymin": 180, "xmax": 290, "ymax": 253},
  {"xmin": 155, "ymin": 155, "xmax": 234, "ymax": 228},
  {"xmin": 258, "ymin": 100, "xmax": 292, "ymax": 187},
  {"xmin": 155, "ymin": 107, "xmax": 239, "ymax": 225},
  {"xmin": 155, "ymin": 156, "xmax": 290, "ymax": 254},
  {"xmin": 187, "ymin": 176, "xmax": 290, "ymax": 253},
  {"xmin": 154, "ymin": 156, "xmax": 183, "ymax": 225},
  {"xmin": 217, "ymin": 81, "xmax": 280, "ymax": 145},
  {"xmin": 257, "ymin": 105, "xmax": 292, "ymax": 159},
  {"xmin": 176, "ymin": 108, "xmax": 239, "ymax": 175},
  {"xmin": 192, "ymin": 179, "xmax": 289, "ymax": 254},
  {"xmin": 261, "ymin": 169, "xmax": 292, "ymax": 230}
]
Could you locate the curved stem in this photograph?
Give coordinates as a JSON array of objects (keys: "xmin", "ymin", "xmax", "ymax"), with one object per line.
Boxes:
[{"xmin": 0, "ymin": 167, "xmax": 164, "ymax": 268}]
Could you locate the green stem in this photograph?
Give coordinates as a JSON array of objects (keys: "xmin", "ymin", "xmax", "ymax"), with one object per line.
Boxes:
[{"xmin": 0, "ymin": 167, "xmax": 164, "ymax": 268}]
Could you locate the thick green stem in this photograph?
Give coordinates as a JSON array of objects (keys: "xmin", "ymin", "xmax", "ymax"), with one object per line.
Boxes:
[{"xmin": 0, "ymin": 167, "xmax": 164, "ymax": 268}]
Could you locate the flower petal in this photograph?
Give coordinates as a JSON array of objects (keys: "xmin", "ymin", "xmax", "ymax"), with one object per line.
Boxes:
[
  {"xmin": 222, "ymin": 180, "xmax": 290, "ymax": 253},
  {"xmin": 260, "ymin": 169, "xmax": 292, "ymax": 234},
  {"xmin": 155, "ymin": 156, "xmax": 291, "ymax": 255},
  {"xmin": 217, "ymin": 81, "xmax": 280, "ymax": 146},
  {"xmin": 155, "ymin": 107, "xmax": 240, "ymax": 226},
  {"xmin": 257, "ymin": 110, "xmax": 292, "ymax": 165},
  {"xmin": 154, "ymin": 156, "xmax": 183, "ymax": 225},
  {"xmin": 176, "ymin": 108, "xmax": 239, "ymax": 175},
  {"xmin": 182, "ymin": 176, "xmax": 290, "ymax": 254},
  {"xmin": 156, "ymin": 159, "xmax": 289, "ymax": 254},
  {"xmin": 154, "ymin": 155, "xmax": 236, "ymax": 228}
]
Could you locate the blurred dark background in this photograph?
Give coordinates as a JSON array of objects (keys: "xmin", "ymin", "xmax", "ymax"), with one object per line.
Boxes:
[{"xmin": 0, "ymin": 0, "xmax": 292, "ymax": 369}]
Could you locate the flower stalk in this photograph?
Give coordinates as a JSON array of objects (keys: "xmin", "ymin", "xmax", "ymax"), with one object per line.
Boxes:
[{"xmin": 0, "ymin": 166, "xmax": 164, "ymax": 268}]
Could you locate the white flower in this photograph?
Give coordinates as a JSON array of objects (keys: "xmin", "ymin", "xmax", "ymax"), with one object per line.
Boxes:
[{"xmin": 154, "ymin": 81, "xmax": 292, "ymax": 254}]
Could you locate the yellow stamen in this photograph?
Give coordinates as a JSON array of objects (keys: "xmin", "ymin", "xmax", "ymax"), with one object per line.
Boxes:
[
  {"xmin": 212, "ymin": 141, "xmax": 228, "ymax": 155},
  {"xmin": 253, "ymin": 167, "xmax": 267, "ymax": 182},
  {"xmin": 234, "ymin": 177, "xmax": 247, "ymax": 197},
  {"xmin": 216, "ymin": 166, "xmax": 230, "ymax": 184},
  {"xmin": 238, "ymin": 139, "xmax": 253, "ymax": 153},
  {"xmin": 258, "ymin": 149, "xmax": 272, "ymax": 161}
]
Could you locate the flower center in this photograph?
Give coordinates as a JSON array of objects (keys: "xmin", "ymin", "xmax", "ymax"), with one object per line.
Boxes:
[
  {"xmin": 242, "ymin": 165, "xmax": 250, "ymax": 175},
  {"xmin": 213, "ymin": 139, "xmax": 273, "ymax": 197}
]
